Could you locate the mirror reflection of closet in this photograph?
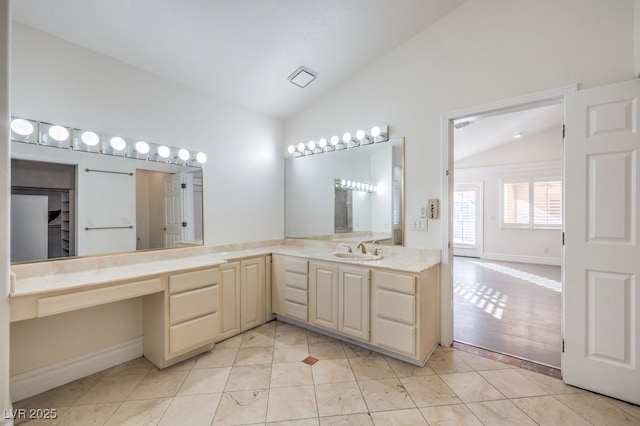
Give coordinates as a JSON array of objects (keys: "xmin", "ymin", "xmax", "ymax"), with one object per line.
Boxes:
[
  {"xmin": 334, "ymin": 188, "xmax": 353, "ymax": 233},
  {"xmin": 10, "ymin": 159, "xmax": 76, "ymax": 262}
]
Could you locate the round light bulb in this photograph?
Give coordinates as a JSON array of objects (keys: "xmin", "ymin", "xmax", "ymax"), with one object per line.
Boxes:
[
  {"xmin": 196, "ymin": 152, "xmax": 207, "ymax": 164},
  {"xmin": 287, "ymin": 145, "xmax": 295, "ymax": 154},
  {"xmin": 371, "ymin": 126, "xmax": 382, "ymax": 137},
  {"xmin": 297, "ymin": 142, "xmax": 305, "ymax": 152},
  {"xmin": 307, "ymin": 140, "xmax": 316, "ymax": 150},
  {"xmin": 109, "ymin": 136, "xmax": 126, "ymax": 151},
  {"xmin": 48, "ymin": 125, "xmax": 69, "ymax": 142},
  {"xmin": 342, "ymin": 132, "xmax": 352, "ymax": 143},
  {"xmin": 346, "ymin": 180, "xmax": 352, "ymax": 188},
  {"xmin": 356, "ymin": 182, "xmax": 362, "ymax": 189},
  {"xmin": 11, "ymin": 119, "xmax": 34, "ymax": 136},
  {"xmin": 356, "ymin": 129, "xmax": 366, "ymax": 140},
  {"xmin": 373, "ymin": 186, "xmax": 378, "ymax": 192},
  {"xmin": 341, "ymin": 179, "xmax": 346, "ymax": 186},
  {"xmin": 178, "ymin": 149, "xmax": 190, "ymax": 161},
  {"xmin": 81, "ymin": 131, "xmax": 99, "ymax": 146},
  {"xmin": 318, "ymin": 138, "xmax": 327, "ymax": 148},
  {"xmin": 157, "ymin": 145, "xmax": 171, "ymax": 158},
  {"xmin": 330, "ymin": 136, "xmax": 339, "ymax": 146},
  {"xmin": 135, "ymin": 140, "xmax": 150, "ymax": 154}
]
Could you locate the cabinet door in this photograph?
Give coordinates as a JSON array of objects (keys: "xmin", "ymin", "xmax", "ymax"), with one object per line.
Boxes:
[
  {"xmin": 309, "ymin": 261, "xmax": 339, "ymax": 331},
  {"xmin": 240, "ymin": 257, "xmax": 265, "ymax": 332},
  {"xmin": 218, "ymin": 261, "xmax": 241, "ymax": 341},
  {"xmin": 338, "ymin": 265, "xmax": 370, "ymax": 342}
]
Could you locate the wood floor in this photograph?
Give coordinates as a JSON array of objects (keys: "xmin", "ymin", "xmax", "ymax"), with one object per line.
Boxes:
[{"xmin": 453, "ymin": 256, "xmax": 562, "ymax": 368}]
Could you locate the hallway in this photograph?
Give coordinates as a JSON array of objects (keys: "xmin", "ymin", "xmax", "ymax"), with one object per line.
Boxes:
[{"xmin": 453, "ymin": 257, "xmax": 562, "ymax": 368}]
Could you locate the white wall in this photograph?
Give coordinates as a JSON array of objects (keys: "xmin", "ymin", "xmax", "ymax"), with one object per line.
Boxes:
[{"xmin": 284, "ymin": 0, "xmax": 636, "ymax": 249}]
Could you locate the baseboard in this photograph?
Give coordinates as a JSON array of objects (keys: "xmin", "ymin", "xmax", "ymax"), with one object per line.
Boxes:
[
  {"xmin": 481, "ymin": 253, "xmax": 561, "ymax": 266},
  {"xmin": 10, "ymin": 337, "xmax": 143, "ymax": 402}
]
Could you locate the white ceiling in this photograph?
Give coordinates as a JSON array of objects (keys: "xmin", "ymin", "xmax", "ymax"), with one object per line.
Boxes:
[
  {"xmin": 11, "ymin": 0, "xmax": 467, "ymax": 119},
  {"xmin": 453, "ymin": 103, "xmax": 563, "ymax": 161}
]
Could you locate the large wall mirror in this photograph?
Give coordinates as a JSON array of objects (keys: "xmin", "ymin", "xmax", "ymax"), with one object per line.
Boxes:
[
  {"xmin": 11, "ymin": 141, "xmax": 204, "ymax": 263},
  {"xmin": 285, "ymin": 137, "xmax": 404, "ymax": 245}
]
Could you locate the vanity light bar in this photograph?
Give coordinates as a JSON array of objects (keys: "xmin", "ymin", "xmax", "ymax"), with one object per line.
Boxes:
[
  {"xmin": 335, "ymin": 178, "xmax": 377, "ymax": 193},
  {"xmin": 9, "ymin": 117, "xmax": 208, "ymax": 167},
  {"xmin": 288, "ymin": 125, "xmax": 389, "ymax": 158}
]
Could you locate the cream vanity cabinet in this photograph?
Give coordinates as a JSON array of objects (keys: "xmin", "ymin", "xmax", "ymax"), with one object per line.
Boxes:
[
  {"xmin": 309, "ymin": 261, "xmax": 370, "ymax": 342},
  {"xmin": 272, "ymin": 254, "xmax": 309, "ymax": 321}
]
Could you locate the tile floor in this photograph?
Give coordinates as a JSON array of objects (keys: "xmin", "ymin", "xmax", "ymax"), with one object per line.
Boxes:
[{"xmin": 13, "ymin": 321, "xmax": 640, "ymax": 425}]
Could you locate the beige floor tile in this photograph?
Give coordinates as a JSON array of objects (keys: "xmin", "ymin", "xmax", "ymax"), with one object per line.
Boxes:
[
  {"xmin": 273, "ymin": 343, "xmax": 310, "ymax": 363},
  {"xmin": 75, "ymin": 374, "xmax": 145, "ymax": 405},
  {"xmin": 427, "ymin": 351, "xmax": 474, "ymax": 374},
  {"xmin": 514, "ymin": 368, "xmax": 583, "ymax": 395},
  {"xmin": 266, "ymin": 385, "xmax": 318, "ymax": 422},
  {"xmin": 225, "ymin": 364, "xmax": 272, "ymax": 391},
  {"xmin": 312, "ymin": 359, "xmax": 356, "ymax": 384},
  {"xmin": 12, "ymin": 407, "xmax": 72, "ymax": 425},
  {"xmin": 214, "ymin": 390, "xmax": 269, "ymax": 425},
  {"xmin": 163, "ymin": 356, "xmax": 197, "ymax": 371},
  {"xmin": 194, "ymin": 348, "xmax": 238, "ymax": 368},
  {"xmin": 177, "ymin": 367, "xmax": 231, "ymax": 395},
  {"xmin": 43, "ymin": 402, "xmax": 119, "ymax": 425},
  {"xmin": 241, "ymin": 330, "xmax": 276, "ymax": 348},
  {"xmin": 342, "ymin": 343, "xmax": 377, "ymax": 358},
  {"xmin": 456, "ymin": 351, "xmax": 513, "ymax": 371},
  {"xmin": 214, "ymin": 334, "xmax": 243, "ymax": 350},
  {"xmin": 271, "ymin": 362, "xmax": 313, "ymax": 388},
  {"xmin": 14, "ymin": 374, "xmax": 103, "ymax": 410},
  {"xmin": 400, "ymin": 375, "xmax": 461, "ymax": 407},
  {"xmin": 512, "ymin": 396, "xmax": 592, "ymax": 426},
  {"xmin": 369, "ymin": 408, "xmax": 429, "ymax": 425},
  {"xmin": 158, "ymin": 394, "xmax": 221, "ymax": 426},
  {"xmin": 307, "ymin": 331, "xmax": 337, "ymax": 344},
  {"xmin": 319, "ymin": 413, "xmax": 374, "ymax": 425},
  {"xmin": 315, "ymin": 382, "xmax": 368, "ymax": 417},
  {"xmin": 127, "ymin": 369, "xmax": 189, "ymax": 400},
  {"xmin": 608, "ymin": 399, "xmax": 640, "ymax": 421},
  {"xmin": 104, "ymin": 398, "xmax": 171, "ymax": 426},
  {"xmin": 275, "ymin": 321, "xmax": 302, "ymax": 333},
  {"xmin": 275, "ymin": 329, "xmax": 308, "ymax": 346},
  {"xmin": 479, "ymin": 369, "xmax": 547, "ymax": 398},
  {"xmin": 420, "ymin": 404, "xmax": 483, "ymax": 425},
  {"xmin": 104, "ymin": 357, "xmax": 155, "ymax": 377},
  {"xmin": 269, "ymin": 418, "xmax": 319, "ymax": 426},
  {"xmin": 252, "ymin": 321, "xmax": 277, "ymax": 334},
  {"xmin": 349, "ymin": 356, "xmax": 395, "ymax": 381},
  {"xmin": 385, "ymin": 356, "xmax": 436, "ymax": 378},
  {"xmin": 358, "ymin": 378, "xmax": 415, "ymax": 412},
  {"xmin": 555, "ymin": 393, "xmax": 640, "ymax": 426},
  {"xmin": 466, "ymin": 400, "xmax": 537, "ymax": 426},
  {"xmin": 234, "ymin": 346, "xmax": 274, "ymax": 366},
  {"xmin": 309, "ymin": 342, "xmax": 347, "ymax": 360},
  {"xmin": 439, "ymin": 372, "xmax": 504, "ymax": 403}
]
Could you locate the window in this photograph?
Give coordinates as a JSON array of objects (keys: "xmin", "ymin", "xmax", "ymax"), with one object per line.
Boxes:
[
  {"xmin": 502, "ymin": 178, "xmax": 561, "ymax": 228},
  {"xmin": 453, "ymin": 187, "xmax": 478, "ymax": 247}
]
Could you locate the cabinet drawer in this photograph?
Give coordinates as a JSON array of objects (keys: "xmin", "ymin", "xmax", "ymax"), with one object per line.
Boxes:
[
  {"xmin": 170, "ymin": 268, "xmax": 219, "ymax": 294},
  {"xmin": 374, "ymin": 318, "xmax": 416, "ymax": 357},
  {"xmin": 285, "ymin": 271, "xmax": 308, "ymax": 290},
  {"xmin": 285, "ymin": 257, "xmax": 308, "ymax": 274},
  {"xmin": 284, "ymin": 301, "xmax": 308, "ymax": 322},
  {"xmin": 169, "ymin": 312, "xmax": 218, "ymax": 356},
  {"xmin": 375, "ymin": 271, "xmax": 415, "ymax": 295},
  {"xmin": 376, "ymin": 289, "xmax": 416, "ymax": 325},
  {"xmin": 170, "ymin": 285, "xmax": 218, "ymax": 325},
  {"xmin": 284, "ymin": 286, "xmax": 307, "ymax": 305}
]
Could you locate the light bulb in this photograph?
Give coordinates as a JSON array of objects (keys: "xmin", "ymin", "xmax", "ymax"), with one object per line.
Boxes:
[
  {"xmin": 287, "ymin": 145, "xmax": 295, "ymax": 154},
  {"xmin": 371, "ymin": 126, "xmax": 381, "ymax": 137},
  {"xmin": 346, "ymin": 180, "xmax": 352, "ymax": 188},
  {"xmin": 330, "ymin": 136, "xmax": 339, "ymax": 146},
  {"xmin": 109, "ymin": 136, "xmax": 126, "ymax": 151},
  {"xmin": 49, "ymin": 125, "xmax": 69, "ymax": 142},
  {"xmin": 11, "ymin": 119, "xmax": 34, "ymax": 136},
  {"xmin": 178, "ymin": 149, "xmax": 190, "ymax": 161},
  {"xmin": 318, "ymin": 138, "xmax": 327, "ymax": 148},
  {"xmin": 297, "ymin": 142, "xmax": 305, "ymax": 152},
  {"xmin": 342, "ymin": 132, "xmax": 352, "ymax": 143},
  {"xmin": 341, "ymin": 179, "xmax": 346, "ymax": 186},
  {"xmin": 373, "ymin": 186, "xmax": 378, "ymax": 192},
  {"xmin": 196, "ymin": 152, "xmax": 207, "ymax": 164},
  {"xmin": 307, "ymin": 140, "xmax": 316, "ymax": 150},
  {"xmin": 135, "ymin": 141, "xmax": 150, "ymax": 154},
  {"xmin": 356, "ymin": 130, "xmax": 366, "ymax": 140},
  {"xmin": 157, "ymin": 145, "xmax": 171, "ymax": 158},
  {"xmin": 356, "ymin": 182, "xmax": 362, "ymax": 189},
  {"xmin": 81, "ymin": 131, "xmax": 99, "ymax": 146}
]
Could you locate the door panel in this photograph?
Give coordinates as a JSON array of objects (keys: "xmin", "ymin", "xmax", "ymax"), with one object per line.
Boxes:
[{"xmin": 564, "ymin": 78, "xmax": 640, "ymax": 404}]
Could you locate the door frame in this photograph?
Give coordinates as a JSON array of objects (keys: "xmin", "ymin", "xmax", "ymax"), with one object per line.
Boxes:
[{"xmin": 439, "ymin": 84, "xmax": 576, "ymax": 346}]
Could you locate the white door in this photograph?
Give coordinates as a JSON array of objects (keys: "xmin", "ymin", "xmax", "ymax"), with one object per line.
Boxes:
[
  {"xmin": 338, "ymin": 265, "xmax": 370, "ymax": 342},
  {"xmin": 564, "ymin": 78, "xmax": 640, "ymax": 404},
  {"xmin": 164, "ymin": 173, "xmax": 184, "ymax": 247},
  {"xmin": 309, "ymin": 261, "xmax": 339, "ymax": 331},
  {"xmin": 452, "ymin": 183, "xmax": 483, "ymax": 258}
]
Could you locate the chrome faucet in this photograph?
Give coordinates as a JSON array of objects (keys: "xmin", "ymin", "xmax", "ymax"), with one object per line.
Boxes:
[
  {"xmin": 342, "ymin": 244, "xmax": 353, "ymax": 253},
  {"xmin": 357, "ymin": 243, "xmax": 367, "ymax": 254}
]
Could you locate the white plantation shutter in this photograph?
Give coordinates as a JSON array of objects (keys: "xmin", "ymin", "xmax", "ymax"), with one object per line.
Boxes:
[
  {"xmin": 533, "ymin": 180, "xmax": 562, "ymax": 226},
  {"xmin": 453, "ymin": 188, "xmax": 477, "ymax": 247},
  {"xmin": 502, "ymin": 178, "xmax": 562, "ymax": 229},
  {"xmin": 503, "ymin": 181, "xmax": 530, "ymax": 226}
]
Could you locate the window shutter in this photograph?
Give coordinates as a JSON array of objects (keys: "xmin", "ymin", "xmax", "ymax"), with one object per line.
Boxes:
[
  {"xmin": 503, "ymin": 181, "xmax": 530, "ymax": 225},
  {"xmin": 533, "ymin": 180, "xmax": 562, "ymax": 226},
  {"xmin": 453, "ymin": 189, "xmax": 477, "ymax": 246}
]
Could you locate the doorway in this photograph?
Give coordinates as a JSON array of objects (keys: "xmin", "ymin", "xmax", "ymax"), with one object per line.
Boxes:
[{"xmin": 441, "ymin": 87, "xmax": 574, "ymax": 369}]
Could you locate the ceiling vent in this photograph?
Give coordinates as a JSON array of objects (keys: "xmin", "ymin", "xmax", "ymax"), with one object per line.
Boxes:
[{"xmin": 287, "ymin": 66, "xmax": 317, "ymax": 88}]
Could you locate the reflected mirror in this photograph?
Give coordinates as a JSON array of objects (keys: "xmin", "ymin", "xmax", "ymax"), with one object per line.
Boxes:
[
  {"xmin": 285, "ymin": 137, "xmax": 404, "ymax": 245},
  {"xmin": 11, "ymin": 141, "xmax": 204, "ymax": 263}
]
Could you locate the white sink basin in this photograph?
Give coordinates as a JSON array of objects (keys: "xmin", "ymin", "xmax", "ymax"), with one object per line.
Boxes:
[{"xmin": 331, "ymin": 251, "xmax": 383, "ymax": 261}]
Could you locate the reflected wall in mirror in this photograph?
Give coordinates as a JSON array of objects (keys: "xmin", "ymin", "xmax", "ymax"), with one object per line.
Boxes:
[
  {"xmin": 285, "ymin": 137, "xmax": 404, "ymax": 245},
  {"xmin": 11, "ymin": 141, "xmax": 204, "ymax": 263}
]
